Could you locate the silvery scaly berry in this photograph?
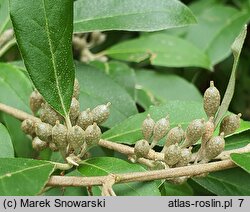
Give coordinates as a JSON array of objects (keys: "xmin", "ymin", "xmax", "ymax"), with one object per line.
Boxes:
[
  {"xmin": 52, "ymin": 121, "xmax": 68, "ymax": 150},
  {"xmin": 29, "ymin": 90, "xmax": 44, "ymax": 114},
  {"xmin": 175, "ymin": 148, "xmax": 192, "ymax": 167},
  {"xmin": 21, "ymin": 119, "xmax": 36, "ymax": 136},
  {"xmin": 151, "ymin": 116, "xmax": 170, "ymax": 148},
  {"xmin": 91, "ymin": 102, "xmax": 111, "ymax": 125},
  {"xmin": 67, "ymin": 125, "xmax": 85, "ymax": 154},
  {"xmin": 203, "ymin": 81, "xmax": 221, "ymax": 118},
  {"xmin": 69, "ymin": 97, "xmax": 80, "ymax": 123},
  {"xmin": 164, "ymin": 144, "xmax": 181, "ymax": 166},
  {"xmin": 195, "ymin": 117, "xmax": 215, "ymax": 162},
  {"xmin": 202, "ymin": 117, "xmax": 215, "ymax": 144},
  {"xmin": 162, "ymin": 125, "xmax": 184, "ymax": 153},
  {"xmin": 202, "ymin": 133, "xmax": 225, "ymax": 162},
  {"xmin": 141, "ymin": 114, "xmax": 155, "ymax": 141},
  {"xmin": 181, "ymin": 119, "xmax": 205, "ymax": 148},
  {"xmin": 32, "ymin": 137, "xmax": 47, "ymax": 151},
  {"xmin": 40, "ymin": 103, "xmax": 63, "ymax": 125},
  {"xmin": 85, "ymin": 123, "xmax": 101, "ymax": 147},
  {"xmin": 73, "ymin": 79, "xmax": 80, "ymax": 100},
  {"xmin": 134, "ymin": 139, "xmax": 150, "ymax": 158},
  {"xmin": 35, "ymin": 122, "xmax": 52, "ymax": 141},
  {"xmin": 76, "ymin": 108, "xmax": 93, "ymax": 130},
  {"xmin": 219, "ymin": 113, "xmax": 241, "ymax": 136}
]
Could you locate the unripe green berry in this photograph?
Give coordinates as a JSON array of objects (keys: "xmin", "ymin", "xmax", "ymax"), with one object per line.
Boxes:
[
  {"xmin": 40, "ymin": 103, "xmax": 63, "ymax": 125},
  {"xmin": 52, "ymin": 121, "xmax": 68, "ymax": 149},
  {"xmin": 164, "ymin": 144, "xmax": 181, "ymax": 166},
  {"xmin": 142, "ymin": 114, "xmax": 155, "ymax": 141},
  {"xmin": 181, "ymin": 119, "xmax": 205, "ymax": 148},
  {"xmin": 67, "ymin": 125, "xmax": 85, "ymax": 153},
  {"xmin": 35, "ymin": 122, "xmax": 52, "ymax": 141},
  {"xmin": 29, "ymin": 90, "xmax": 44, "ymax": 114},
  {"xmin": 32, "ymin": 137, "xmax": 47, "ymax": 151},
  {"xmin": 85, "ymin": 123, "xmax": 101, "ymax": 147},
  {"xmin": 91, "ymin": 102, "xmax": 111, "ymax": 125},
  {"xmin": 76, "ymin": 108, "xmax": 93, "ymax": 130},
  {"xmin": 73, "ymin": 79, "xmax": 80, "ymax": 100},
  {"xmin": 203, "ymin": 81, "xmax": 221, "ymax": 118},
  {"xmin": 219, "ymin": 113, "xmax": 241, "ymax": 136},
  {"xmin": 203, "ymin": 133, "xmax": 225, "ymax": 162},
  {"xmin": 175, "ymin": 148, "xmax": 192, "ymax": 167},
  {"xmin": 69, "ymin": 97, "xmax": 80, "ymax": 123},
  {"xmin": 164, "ymin": 125, "xmax": 184, "ymax": 148},
  {"xmin": 134, "ymin": 139, "xmax": 150, "ymax": 158},
  {"xmin": 151, "ymin": 116, "xmax": 170, "ymax": 148},
  {"xmin": 21, "ymin": 119, "xmax": 36, "ymax": 136}
]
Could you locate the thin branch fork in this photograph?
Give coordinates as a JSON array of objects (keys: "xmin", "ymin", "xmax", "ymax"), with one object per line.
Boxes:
[{"xmin": 47, "ymin": 159, "xmax": 236, "ymax": 188}]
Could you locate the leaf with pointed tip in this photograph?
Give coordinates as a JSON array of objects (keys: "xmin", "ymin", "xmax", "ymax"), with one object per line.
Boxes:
[
  {"xmin": 0, "ymin": 158, "xmax": 54, "ymax": 195},
  {"xmin": 215, "ymin": 25, "xmax": 247, "ymax": 126},
  {"xmin": 106, "ymin": 34, "xmax": 212, "ymax": 69},
  {"xmin": 73, "ymin": 0, "xmax": 196, "ymax": 32},
  {"xmin": 9, "ymin": 0, "xmax": 75, "ymax": 117},
  {"xmin": 0, "ymin": 123, "xmax": 14, "ymax": 158}
]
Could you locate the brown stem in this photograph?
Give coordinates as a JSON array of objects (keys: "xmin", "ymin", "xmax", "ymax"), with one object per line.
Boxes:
[
  {"xmin": 101, "ymin": 174, "xmax": 116, "ymax": 196},
  {"xmin": 0, "ymin": 103, "xmax": 40, "ymax": 122},
  {"xmin": 46, "ymin": 159, "xmax": 236, "ymax": 187}
]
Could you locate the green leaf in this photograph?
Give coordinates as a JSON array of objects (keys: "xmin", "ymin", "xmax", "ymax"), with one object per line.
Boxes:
[
  {"xmin": 73, "ymin": 0, "xmax": 196, "ymax": 32},
  {"xmin": 186, "ymin": 5, "xmax": 249, "ymax": 65},
  {"xmin": 225, "ymin": 130, "xmax": 250, "ymax": 150},
  {"xmin": 78, "ymin": 157, "xmax": 160, "ymax": 196},
  {"xmin": 0, "ymin": 0, "xmax": 11, "ymax": 34},
  {"xmin": 0, "ymin": 63, "xmax": 32, "ymax": 112},
  {"xmin": 136, "ymin": 70, "xmax": 202, "ymax": 103},
  {"xmin": 231, "ymin": 153, "xmax": 250, "ymax": 174},
  {"xmin": 0, "ymin": 158, "xmax": 54, "ymax": 195},
  {"xmin": 1, "ymin": 114, "xmax": 34, "ymax": 158},
  {"xmin": 161, "ymin": 181, "xmax": 193, "ymax": 196},
  {"xmin": 0, "ymin": 63, "xmax": 34, "ymax": 157},
  {"xmin": 135, "ymin": 87, "xmax": 158, "ymax": 110},
  {"xmin": 193, "ymin": 168, "xmax": 250, "ymax": 195},
  {"xmin": 90, "ymin": 61, "xmax": 136, "ymax": 99},
  {"xmin": 102, "ymin": 101, "xmax": 206, "ymax": 145},
  {"xmin": 9, "ymin": 0, "xmax": 75, "ymax": 117},
  {"xmin": 215, "ymin": 25, "xmax": 247, "ymax": 126},
  {"xmin": 76, "ymin": 63, "xmax": 137, "ymax": 128},
  {"xmin": 0, "ymin": 123, "xmax": 14, "ymax": 158},
  {"xmin": 106, "ymin": 34, "xmax": 212, "ymax": 69}
]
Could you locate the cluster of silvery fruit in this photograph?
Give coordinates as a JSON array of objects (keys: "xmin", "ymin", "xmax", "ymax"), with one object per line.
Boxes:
[
  {"xmin": 21, "ymin": 79, "xmax": 111, "ymax": 164},
  {"xmin": 133, "ymin": 81, "xmax": 241, "ymax": 182}
]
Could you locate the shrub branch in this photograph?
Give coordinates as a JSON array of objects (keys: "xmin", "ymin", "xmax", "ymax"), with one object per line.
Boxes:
[
  {"xmin": 47, "ymin": 159, "xmax": 236, "ymax": 188},
  {"xmin": 0, "ymin": 103, "xmax": 248, "ymax": 195}
]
